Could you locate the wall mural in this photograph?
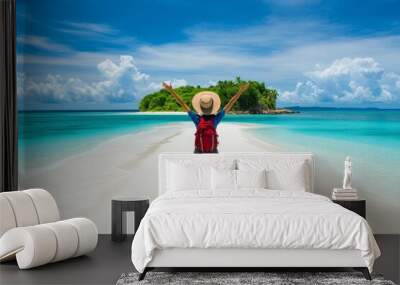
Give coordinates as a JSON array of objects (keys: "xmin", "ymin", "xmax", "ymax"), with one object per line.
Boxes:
[{"xmin": 17, "ymin": 0, "xmax": 400, "ymax": 233}]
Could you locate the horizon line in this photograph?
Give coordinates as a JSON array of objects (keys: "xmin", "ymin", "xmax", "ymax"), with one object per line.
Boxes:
[{"xmin": 18, "ymin": 106, "xmax": 400, "ymax": 112}]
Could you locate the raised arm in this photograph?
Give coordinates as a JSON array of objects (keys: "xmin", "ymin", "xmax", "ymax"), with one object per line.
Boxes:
[
  {"xmin": 162, "ymin": 82, "xmax": 191, "ymax": 112},
  {"xmin": 224, "ymin": 83, "xmax": 250, "ymax": 113}
]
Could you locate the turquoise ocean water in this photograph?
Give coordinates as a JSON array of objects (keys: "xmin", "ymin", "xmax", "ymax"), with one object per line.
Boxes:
[
  {"xmin": 18, "ymin": 108, "xmax": 400, "ymax": 171},
  {"xmin": 18, "ymin": 108, "xmax": 400, "ymax": 232},
  {"xmin": 18, "ymin": 111, "xmax": 188, "ymax": 170}
]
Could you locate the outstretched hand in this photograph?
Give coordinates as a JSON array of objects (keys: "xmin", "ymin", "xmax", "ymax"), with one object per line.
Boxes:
[
  {"xmin": 162, "ymin": 82, "xmax": 173, "ymax": 91},
  {"xmin": 162, "ymin": 82, "xmax": 191, "ymax": 112},
  {"xmin": 224, "ymin": 82, "xmax": 250, "ymax": 112}
]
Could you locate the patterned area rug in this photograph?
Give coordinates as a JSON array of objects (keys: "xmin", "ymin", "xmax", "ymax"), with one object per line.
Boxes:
[{"xmin": 116, "ymin": 272, "xmax": 396, "ymax": 285}]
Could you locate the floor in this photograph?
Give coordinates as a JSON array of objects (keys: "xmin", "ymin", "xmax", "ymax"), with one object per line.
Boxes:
[
  {"xmin": 0, "ymin": 234, "xmax": 399, "ymax": 285},
  {"xmin": 0, "ymin": 235, "xmax": 133, "ymax": 285}
]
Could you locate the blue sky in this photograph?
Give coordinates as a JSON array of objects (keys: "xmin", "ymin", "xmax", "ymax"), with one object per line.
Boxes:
[{"xmin": 17, "ymin": 0, "xmax": 400, "ymax": 110}]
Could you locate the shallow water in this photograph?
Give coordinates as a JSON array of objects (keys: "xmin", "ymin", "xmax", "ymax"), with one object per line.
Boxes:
[{"xmin": 18, "ymin": 108, "xmax": 400, "ymax": 233}]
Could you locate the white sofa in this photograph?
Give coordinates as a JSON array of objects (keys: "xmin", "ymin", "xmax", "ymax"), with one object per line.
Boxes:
[{"xmin": 0, "ymin": 188, "xmax": 98, "ymax": 269}]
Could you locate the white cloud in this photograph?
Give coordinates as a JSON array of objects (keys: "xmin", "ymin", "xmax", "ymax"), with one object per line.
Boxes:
[
  {"xmin": 56, "ymin": 21, "xmax": 136, "ymax": 46},
  {"xmin": 19, "ymin": 56, "xmax": 151, "ymax": 104},
  {"xmin": 133, "ymin": 22, "xmax": 400, "ymax": 90},
  {"xmin": 18, "ymin": 55, "xmax": 187, "ymax": 105},
  {"xmin": 17, "ymin": 72, "xmax": 25, "ymax": 97},
  {"xmin": 162, "ymin": 79, "xmax": 188, "ymax": 88},
  {"xmin": 18, "ymin": 20, "xmax": 400, "ymax": 90},
  {"xmin": 57, "ymin": 21, "xmax": 118, "ymax": 37},
  {"xmin": 280, "ymin": 57, "xmax": 400, "ymax": 105},
  {"xmin": 136, "ymin": 18, "xmax": 337, "ymax": 73},
  {"xmin": 16, "ymin": 18, "xmax": 400, "ymax": 108},
  {"xmin": 186, "ymin": 18, "xmax": 333, "ymax": 48},
  {"xmin": 17, "ymin": 35, "xmax": 71, "ymax": 52},
  {"xmin": 97, "ymin": 55, "xmax": 149, "ymax": 81},
  {"xmin": 17, "ymin": 51, "xmax": 121, "ymax": 67},
  {"xmin": 307, "ymin": 57, "xmax": 383, "ymax": 79},
  {"xmin": 280, "ymin": 81, "xmax": 323, "ymax": 104},
  {"xmin": 63, "ymin": 22, "xmax": 117, "ymax": 35},
  {"xmin": 137, "ymin": 44, "xmax": 246, "ymax": 71}
]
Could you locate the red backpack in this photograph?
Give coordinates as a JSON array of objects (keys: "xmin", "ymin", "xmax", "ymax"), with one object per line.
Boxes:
[{"xmin": 195, "ymin": 117, "xmax": 218, "ymax": 153}]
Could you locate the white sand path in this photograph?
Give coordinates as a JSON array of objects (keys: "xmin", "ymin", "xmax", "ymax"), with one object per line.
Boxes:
[{"xmin": 20, "ymin": 122, "xmax": 280, "ymax": 233}]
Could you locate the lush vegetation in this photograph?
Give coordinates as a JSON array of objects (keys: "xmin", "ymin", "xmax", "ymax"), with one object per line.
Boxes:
[{"xmin": 139, "ymin": 77, "xmax": 279, "ymax": 113}]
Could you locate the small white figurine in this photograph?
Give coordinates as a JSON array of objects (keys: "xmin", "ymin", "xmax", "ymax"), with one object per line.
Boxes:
[{"xmin": 342, "ymin": 156, "xmax": 352, "ymax": 190}]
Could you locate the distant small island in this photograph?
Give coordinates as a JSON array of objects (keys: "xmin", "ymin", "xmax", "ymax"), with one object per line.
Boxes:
[{"xmin": 139, "ymin": 77, "xmax": 296, "ymax": 114}]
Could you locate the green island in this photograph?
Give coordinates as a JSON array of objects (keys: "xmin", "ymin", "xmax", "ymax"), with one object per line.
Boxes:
[{"xmin": 139, "ymin": 77, "xmax": 296, "ymax": 114}]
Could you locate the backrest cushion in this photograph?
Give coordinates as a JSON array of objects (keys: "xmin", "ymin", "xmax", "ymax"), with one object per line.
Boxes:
[
  {"xmin": 0, "ymin": 196, "xmax": 17, "ymax": 237},
  {"xmin": 167, "ymin": 162, "xmax": 211, "ymax": 191},
  {"xmin": 24, "ymin": 189, "xmax": 60, "ymax": 223},
  {"xmin": 236, "ymin": 169, "xmax": 268, "ymax": 189},
  {"xmin": 211, "ymin": 168, "xmax": 237, "ymax": 191},
  {"xmin": 238, "ymin": 159, "xmax": 309, "ymax": 192},
  {"xmin": 0, "ymin": 189, "xmax": 60, "ymax": 237},
  {"xmin": 1, "ymin": 191, "xmax": 39, "ymax": 228}
]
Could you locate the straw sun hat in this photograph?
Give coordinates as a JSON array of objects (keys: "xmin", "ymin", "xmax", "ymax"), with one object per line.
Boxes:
[{"xmin": 192, "ymin": 91, "xmax": 221, "ymax": 115}]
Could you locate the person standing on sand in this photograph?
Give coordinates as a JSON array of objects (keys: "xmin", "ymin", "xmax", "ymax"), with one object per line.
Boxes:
[{"xmin": 162, "ymin": 82, "xmax": 250, "ymax": 153}]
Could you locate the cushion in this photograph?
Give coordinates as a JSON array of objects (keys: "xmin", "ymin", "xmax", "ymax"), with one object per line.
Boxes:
[
  {"xmin": 0, "ymin": 189, "xmax": 60, "ymax": 235},
  {"xmin": 42, "ymin": 221, "xmax": 79, "ymax": 262},
  {"xmin": 24, "ymin": 189, "xmax": 60, "ymax": 224},
  {"xmin": 0, "ymin": 192, "xmax": 39, "ymax": 227},
  {"xmin": 166, "ymin": 159, "xmax": 235, "ymax": 192},
  {"xmin": 0, "ymin": 196, "xmax": 16, "ymax": 237},
  {"xmin": 238, "ymin": 159, "xmax": 307, "ymax": 191},
  {"xmin": 236, "ymin": 169, "xmax": 267, "ymax": 189},
  {"xmin": 64, "ymin": 218, "xmax": 98, "ymax": 257},
  {"xmin": 167, "ymin": 162, "xmax": 211, "ymax": 191},
  {"xmin": 211, "ymin": 168, "xmax": 237, "ymax": 191}
]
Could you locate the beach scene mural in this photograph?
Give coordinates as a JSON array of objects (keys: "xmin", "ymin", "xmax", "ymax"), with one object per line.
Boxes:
[{"xmin": 17, "ymin": 0, "xmax": 400, "ymax": 233}]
